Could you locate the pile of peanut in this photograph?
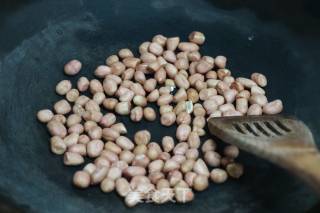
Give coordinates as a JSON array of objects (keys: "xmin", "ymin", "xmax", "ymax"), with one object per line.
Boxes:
[{"xmin": 37, "ymin": 32, "xmax": 283, "ymax": 207}]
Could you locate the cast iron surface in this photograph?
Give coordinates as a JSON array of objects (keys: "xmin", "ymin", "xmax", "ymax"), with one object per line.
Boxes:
[{"xmin": 0, "ymin": 0, "xmax": 320, "ymax": 212}]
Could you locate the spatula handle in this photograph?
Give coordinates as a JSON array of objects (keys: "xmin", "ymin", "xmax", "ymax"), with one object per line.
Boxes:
[{"xmin": 280, "ymin": 149, "xmax": 320, "ymax": 196}]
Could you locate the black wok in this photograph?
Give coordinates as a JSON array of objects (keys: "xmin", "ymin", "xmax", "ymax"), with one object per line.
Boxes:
[{"xmin": 0, "ymin": 0, "xmax": 320, "ymax": 212}]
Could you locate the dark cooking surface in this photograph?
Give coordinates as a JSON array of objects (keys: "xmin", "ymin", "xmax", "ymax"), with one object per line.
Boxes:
[{"xmin": 0, "ymin": 0, "xmax": 320, "ymax": 212}]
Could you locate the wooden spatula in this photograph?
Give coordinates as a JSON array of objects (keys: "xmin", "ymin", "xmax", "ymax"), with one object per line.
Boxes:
[{"xmin": 208, "ymin": 115, "xmax": 320, "ymax": 195}]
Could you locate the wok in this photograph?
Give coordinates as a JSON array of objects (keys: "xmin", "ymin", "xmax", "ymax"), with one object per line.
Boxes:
[{"xmin": 0, "ymin": 0, "xmax": 320, "ymax": 212}]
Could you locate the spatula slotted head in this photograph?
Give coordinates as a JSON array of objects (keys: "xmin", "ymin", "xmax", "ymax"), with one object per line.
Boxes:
[{"xmin": 208, "ymin": 115, "xmax": 315, "ymax": 160}]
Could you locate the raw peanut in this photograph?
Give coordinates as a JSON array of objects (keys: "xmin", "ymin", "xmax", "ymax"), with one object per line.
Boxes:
[
  {"xmin": 116, "ymin": 136, "xmax": 134, "ymax": 150},
  {"xmin": 100, "ymin": 178, "xmax": 115, "ymax": 193},
  {"xmin": 263, "ymin": 100, "xmax": 283, "ymax": 115},
  {"xmin": 181, "ymin": 159, "xmax": 195, "ymax": 174},
  {"xmin": 174, "ymin": 181, "xmax": 194, "ymax": 203},
  {"xmin": 251, "ymin": 72, "xmax": 267, "ymax": 87},
  {"xmin": 134, "ymin": 70, "xmax": 146, "ymax": 84},
  {"xmin": 94, "ymin": 156, "xmax": 111, "ymax": 168},
  {"xmin": 193, "ymin": 175, "xmax": 209, "ymax": 191},
  {"xmin": 155, "ymin": 68, "xmax": 166, "ymax": 84},
  {"xmin": 249, "ymin": 94, "xmax": 268, "ymax": 106},
  {"xmin": 251, "ymin": 85, "xmax": 265, "ymax": 95},
  {"xmin": 160, "ymin": 105, "xmax": 173, "ymax": 115},
  {"xmin": 130, "ymin": 83, "xmax": 146, "ymax": 96},
  {"xmin": 175, "ymin": 73, "xmax": 190, "ymax": 89},
  {"xmin": 217, "ymin": 69, "xmax": 231, "ymax": 80},
  {"xmin": 203, "ymin": 99, "xmax": 218, "ymax": 115},
  {"xmin": 147, "ymin": 89, "xmax": 160, "ymax": 102},
  {"xmin": 144, "ymin": 107, "xmax": 156, "ymax": 121},
  {"xmin": 207, "ymin": 79, "xmax": 220, "ymax": 88},
  {"xmin": 103, "ymin": 78, "xmax": 117, "ymax": 96},
  {"xmin": 236, "ymin": 77, "xmax": 257, "ymax": 88},
  {"xmin": 88, "ymin": 126, "xmax": 102, "ymax": 139},
  {"xmin": 161, "ymin": 112, "xmax": 176, "ymax": 126},
  {"xmin": 133, "ymin": 95, "xmax": 147, "ymax": 107},
  {"xmin": 153, "ymin": 34, "xmax": 167, "ymax": 46},
  {"xmin": 163, "ymin": 50, "xmax": 177, "ymax": 63},
  {"xmin": 102, "ymin": 128, "xmax": 120, "ymax": 141},
  {"xmin": 91, "ymin": 166, "xmax": 109, "ymax": 185},
  {"xmin": 54, "ymin": 100, "xmax": 71, "ymax": 114},
  {"xmin": 147, "ymin": 147, "xmax": 161, "ymax": 160},
  {"xmin": 236, "ymin": 90, "xmax": 250, "ymax": 99},
  {"xmin": 75, "ymin": 95, "xmax": 90, "ymax": 106},
  {"xmin": 193, "ymin": 104, "xmax": 206, "ymax": 117},
  {"xmin": 68, "ymin": 144, "xmax": 86, "ymax": 156},
  {"xmin": 111, "ymin": 62, "xmax": 126, "ymax": 75},
  {"xmin": 231, "ymin": 81, "xmax": 244, "ymax": 92},
  {"xmin": 124, "ymin": 191, "xmax": 142, "ymax": 207},
  {"xmin": 66, "ymin": 89, "xmax": 80, "ymax": 102},
  {"xmin": 149, "ymin": 42, "xmax": 163, "ymax": 56},
  {"xmin": 168, "ymin": 170, "xmax": 183, "ymax": 187},
  {"xmin": 72, "ymin": 104, "xmax": 85, "ymax": 115},
  {"xmin": 105, "ymin": 142, "xmax": 122, "ymax": 154},
  {"xmin": 171, "ymin": 155, "xmax": 186, "ymax": 164},
  {"xmin": 112, "ymin": 160, "xmax": 129, "ymax": 171},
  {"xmin": 47, "ymin": 120, "xmax": 67, "ymax": 138},
  {"xmin": 187, "ymin": 132, "xmax": 200, "ymax": 148},
  {"xmin": 133, "ymin": 144, "xmax": 147, "ymax": 155},
  {"xmin": 176, "ymin": 124, "xmax": 191, "ymax": 141},
  {"xmin": 118, "ymin": 48, "xmax": 134, "ymax": 59},
  {"xmin": 73, "ymin": 171, "xmax": 90, "ymax": 188},
  {"xmin": 193, "ymin": 126, "xmax": 205, "ymax": 136},
  {"xmin": 193, "ymin": 159, "xmax": 209, "ymax": 177},
  {"xmin": 199, "ymin": 88, "xmax": 217, "ymax": 101},
  {"xmin": 219, "ymin": 103, "xmax": 235, "ymax": 113},
  {"xmin": 144, "ymin": 78, "xmax": 157, "ymax": 92},
  {"xmin": 82, "ymin": 111, "xmax": 103, "ymax": 122},
  {"xmin": 84, "ymin": 163, "xmax": 97, "ymax": 175},
  {"xmin": 178, "ymin": 42, "xmax": 199, "ymax": 52},
  {"xmin": 100, "ymin": 150, "xmax": 119, "ymax": 163},
  {"xmin": 223, "ymin": 76, "xmax": 235, "ymax": 86},
  {"xmin": 78, "ymin": 134, "xmax": 90, "ymax": 144},
  {"xmin": 148, "ymin": 61, "xmax": 161, "ymax": 72},
  {"xmin": 201, "ymin": 139, "xmax": 216, "ymax": 152},
  {"xmin": 188, "ymin": 31, "xmax": 205, "ymax": 45},
  {"xmin": 92, "ymin": 92, "xmax": 106, "ymax": 105},
  {"xmin": 99, "ymin": 113, "xmax": 116, "ymax": 128},
  {"xmin": 107, "ymin": 167, "xmax": 122, "ymax": 180},
  {"xmin": 188, "ymin": 51, "xmax": 201, "ymax": 62},
  {"xmin": 173, "ymin": 142, "xmax": 188, "ymax": 155},
  {"xmin": 123, "ymin": 166, "xmax": 146, "ymax": 177},
  {"xmin": 174, "ymin": 88, "xmax": 187, "ymax": 103},
  {"xmin": 176, "ymin": 111, "xmax": 191, "ymax": 125},
  {"xmin": 56, "ymin": 80, "xmax": 72, "ymax": 95},
  {"xmin": 223, "ymin": 89, "xmax": 237, "ymax": 103},
  {"xmin": 175, "ymin": 58, "xmax": 189, "ymax": 70},
  {"xmin": 139, "ymin": 41, "xmax": 151, "ymax": 54},
  {"xmin": 156, "ymin": 179, "xmax": 170, "ymax": 190},
  {"xmin": 115, "ymin": 101, "xmax": 131, "ymax": 115},
  {"xmin": 236, "ymin": 98, "xmax": 248, "ymax": 114},
  {"xmin": 77, "ymin": 77, "xmax": 89, "ymax": 92},
  {"xmin": 247, "ymin": 104, "xmax": 262, "ymax": 115},
  {"xmin": 105, "ymin": 74, "xmax": 122, "ymax": 84},
  {"xmin": 226, "ymin": 163, "xmax": 244, "ymax": 178},
  {"xmin": 84, "ymin": 121, "xmax": 97, "ymax": 132},
  {"xmin": 189, "ymin": 73, "xmax": 204, "ymax": 86},
  {"xmin": 130, "ymin": 106, "xmax": 143, "ymax": 122},
  {"xmin": 163, "ymin": 159, "xmax": 180, "ymax": 172},
  {"xmin": 87, "ymin": 139, "xmax": 104, "ymax": 158},
  {"xmin": 123, "ymin": 58, "xmax": 140, "ymax": 69},
  {"xmin": 106, "ymin": 55, "xmax": 119, "ymax": 66},
  {"xmin": 215, "ymin": 56, "xmax": 227, "ymax": 68},
  {"xmin": 89, "ymin": 79, "xmax": 103, "ymax": 94},
  {"xmin": 185, "ymin": 172, "xmax": 197, "ymax": 187},
  {"xmin": 64, "ymin": 59, "xmax": 82, "ymax": 75},
  {"xmin": 85, "ymin": 100, "xmax": 100, "ymax": 112},
  {"xmin": 120, "ymin": 150, "xmax": 135, "ymax": 164},
  {"xmin": 50, "ymin": 136, "xmax": 67, "ymax": 155},
  {"xmin": 111, "ymin": 122, "xmax": 127, "ymax": 134},
  {"xmin": 94, "ymin": 65, "xmax": 111, "ymax": 78},
  {"xmin": 133, "ymin": 154, "xmax": 150, "ymax": 168},
  {"xmin": 134, "ymin": 130, "xmax": 151, "ymax": 145},
  {"xmin": 157, "ymin": 94, "xmax": 173, "ymax": 106},
  {"xmin": 64, "ymin": 152, "xmax": 84, "ymax": 166},
  {"xmin": 216, "ymin": 81, "xmax": 229, "ymax": 94},
  {"xmin": 193, "ymin": 116, "xmax": 205, "ymax": 129},
  {"xmin": 224, "ymin": 145, "xmax": 239, "ymax": 159},
  {"xmin": 185, "ymin": 148, "xmax": 199, "ymax": 160},
  {"xmin": 189, "ymin": 62, "xmax": 197, "ymax": 74},
  {"xmin": 148, "ymin": 160, "xmax": 164, "ymax": 173},
  {"xmin": 204, "ymin": 151, "xmax": 221, "ymax": 167},
  {"xmin": 162, "ymin": 136, "xmax": 175, "ymax": 152},
  {"xmin": 196, "ymin": 60, "xmax": 213, "ymax": 74},
  {"xmin": 206, "ymin": 71, "xmax": 217, "ymax": 79},
  {"xmin": 37, "ymin": 109, "xmax": 54, "ymax": 123},
  {"xmin": 165, "ymin": 63, "xmax": 178, "ymax": 78},
  {"xmin": 209, "ymin": 95, "xmax": 224, "ymax": 106},
  {"xmin": 187, "ymin": 88, "xmax": 199, "ymax": 103},
  {"xmin": 202, "ymin": 56, "xmax": 214, "ymax": 65},
  {"xmin": 166, "ymin": 37, "xmax": 180, "ymax": 51},
  {"xmin": 194, "ymin": 80, "xmax": 207, "ymax": 92},
  {"xmin": 210, "ymin": 168, "xmax": 228, "ymax": 183}
]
